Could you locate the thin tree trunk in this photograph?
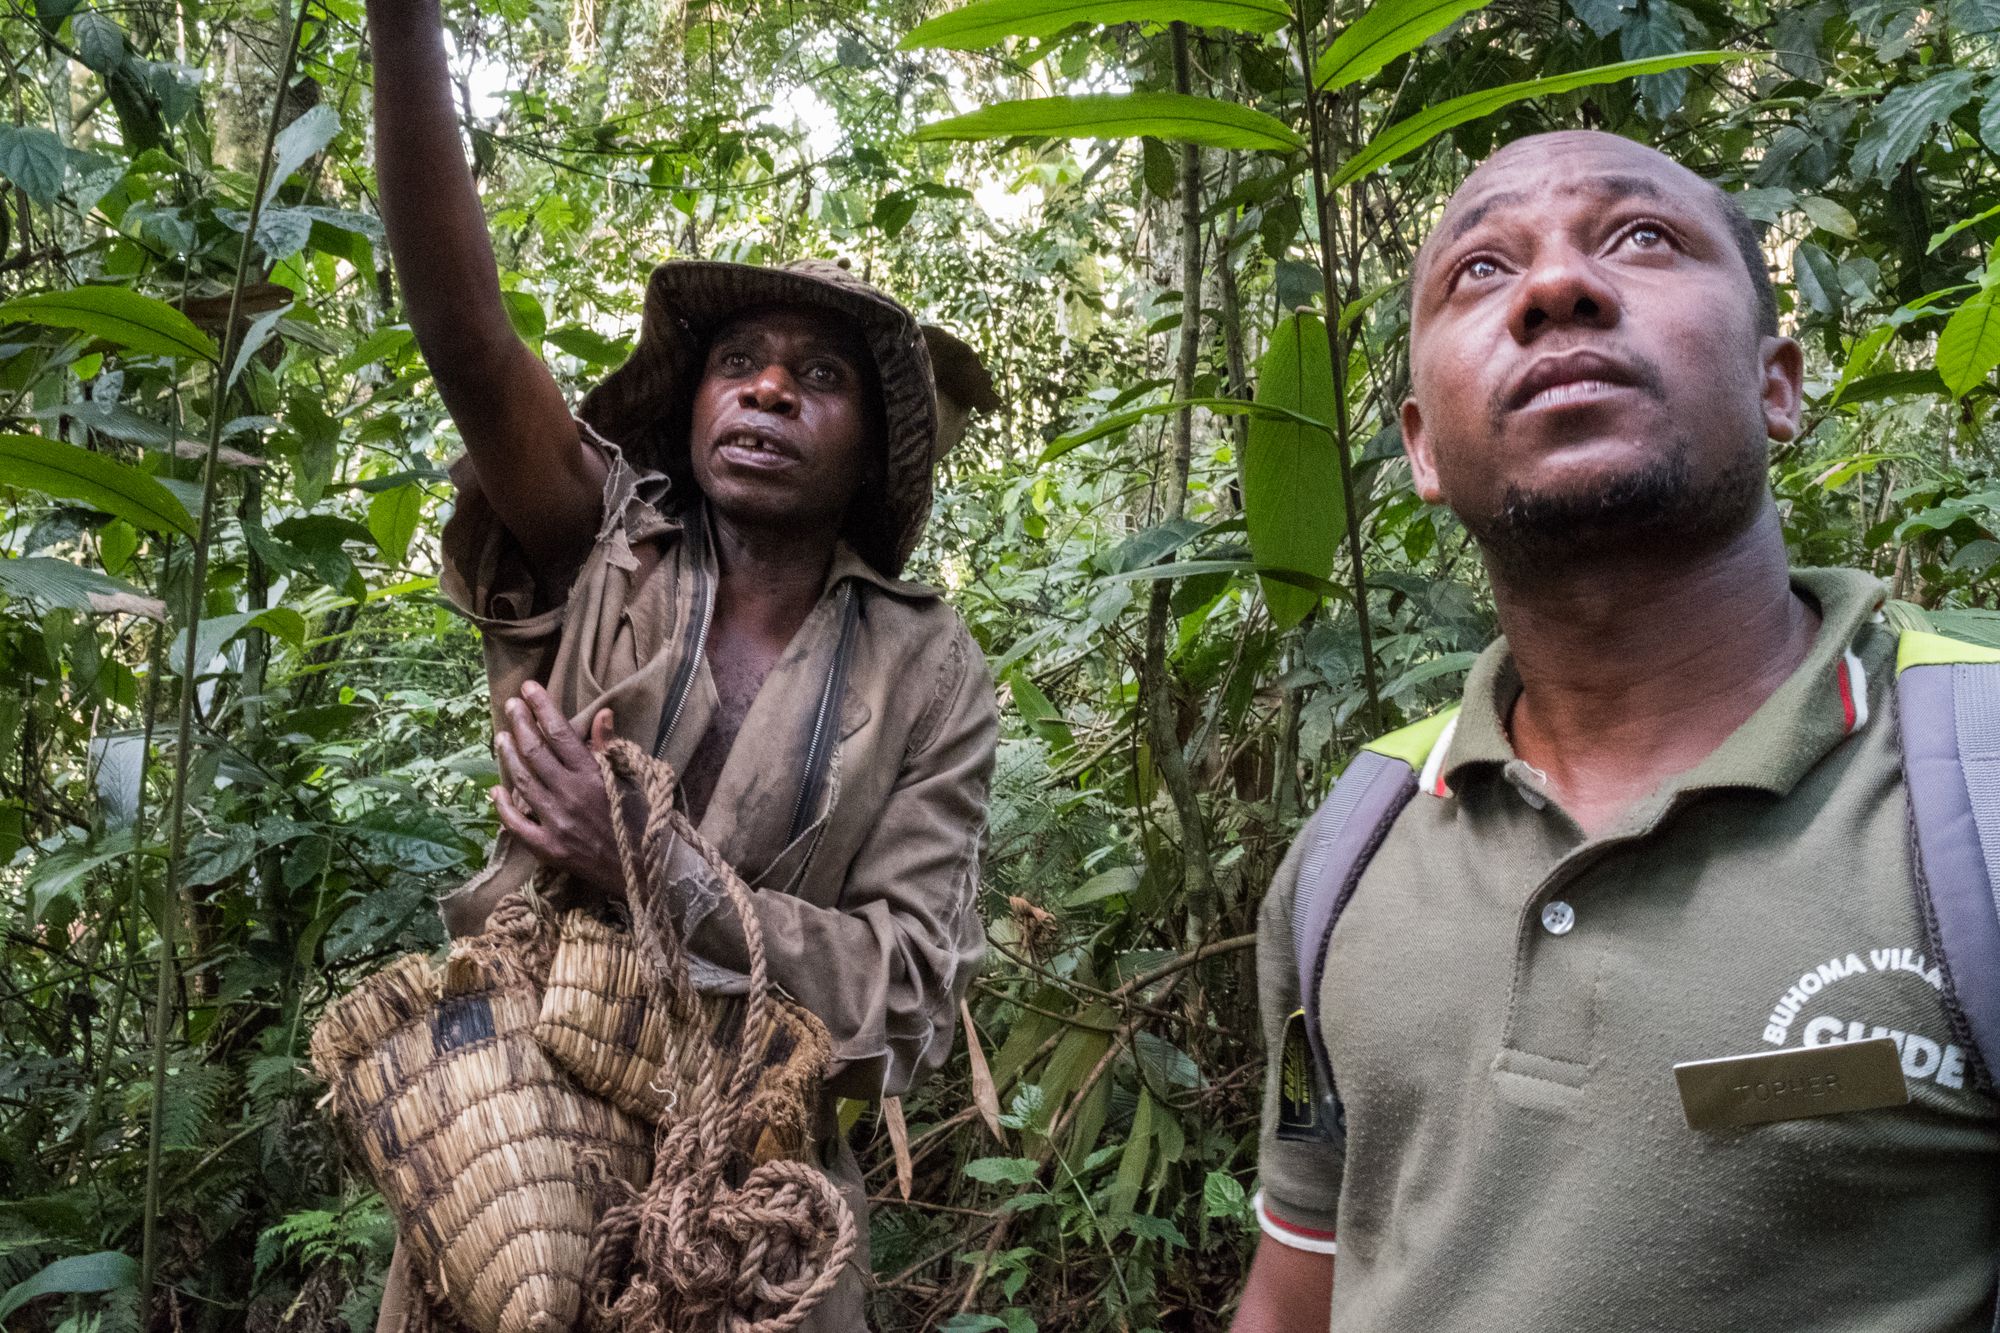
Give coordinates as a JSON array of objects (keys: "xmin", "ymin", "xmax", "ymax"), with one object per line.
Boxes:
[
  {"xmin": 1293, "ymin": 14, "xmax": 1381, "ymax": 731},
  {"xmin": 1143, "ymin": 21, "xmax": 1218, "ymax": 921}
]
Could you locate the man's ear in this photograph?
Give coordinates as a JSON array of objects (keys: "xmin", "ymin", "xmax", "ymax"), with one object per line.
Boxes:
[
  {"xmin": 1760, "ymin": 335, "xmax": 1805, "ymax": 443},
  {"xmin": 1401, "ymin": 396, "xmax": 1444, "ymax": 504}
]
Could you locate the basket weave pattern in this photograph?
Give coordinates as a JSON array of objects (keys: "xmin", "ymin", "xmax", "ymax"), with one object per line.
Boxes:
[
  {"xmin": 310, "ymin": 947, "xmax": 650, "ymax": 1333},
  {"xmin": 536, "ymin": 911, "xmax": 829, "ymax": 1162},
  {"xmin": 315, "ymin": 739, "xmax": 855, "ymax": 1333}
]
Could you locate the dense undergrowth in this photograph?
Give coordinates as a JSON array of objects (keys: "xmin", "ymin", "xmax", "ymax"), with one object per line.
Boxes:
[{"xmin": 5, "ymin": 0, "xmax": 2000, "ymax": 1329}]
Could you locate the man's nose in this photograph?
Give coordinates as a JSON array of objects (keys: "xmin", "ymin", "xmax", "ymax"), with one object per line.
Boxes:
[
  {"xmin": 738, "ymin": 363, "xmax": 799, "ymax": 414},
  {"xmin": 1508, "ymin": 247, "xmax": 1621, "ymax": 341}
]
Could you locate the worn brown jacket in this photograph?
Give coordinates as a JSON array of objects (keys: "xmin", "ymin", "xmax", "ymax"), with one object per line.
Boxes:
[{"xmin": 376, "ymin": 429, "xmax": 998, "ymax": 1330}]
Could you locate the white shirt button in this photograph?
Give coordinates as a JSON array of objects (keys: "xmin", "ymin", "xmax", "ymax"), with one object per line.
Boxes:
[{"xmin": 1541, "ymin": 900, "xmax": 1576, "ymax": 936}]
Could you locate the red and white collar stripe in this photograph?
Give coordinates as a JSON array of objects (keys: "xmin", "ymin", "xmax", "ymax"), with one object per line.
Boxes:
[
  {"xmin": 1418, "ymin": 713, "xmax": 1459, "ymax": 798},
  {"xmin": 1837, "ymin": 647, "xmax": 1869, "ymax": 735}
]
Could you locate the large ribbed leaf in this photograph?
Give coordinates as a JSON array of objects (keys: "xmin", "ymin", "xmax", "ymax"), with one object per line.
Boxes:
[
  {"xmin": 0, "ymin": 1253, "xmax": 138, "ymax": 1322},
  {"xmin": 917, "ymin": 93, "xmax": 1304, "ymax": 153},
  {"xmin": 0, "ymin": 556, "xmax": 163, "ymax": 619},
  {"xmin": 1938, "ymin": 290, "xmax": 2000, "ymax": 397},
  {"xmin": 0, "ymin": 286, "xmax": 219, "ymax": 361},
  {"xmin": 903, "ymin": 0, "xmax": 1289, "ymax": 48},
  {"xmin": 1331, "ymin": 51, "xmax": 1744, "ymax": 185},
  {"xmin": 0, "ymin": 434, "xmax": 196, "ymax": 536},
  {"xmin": 1242, "ymin": 313, "xmax": 1342, "ymax": 628},
  {"xmin": 1315, "ymin": 0, "xmax": 1495, "ymax": 92}
]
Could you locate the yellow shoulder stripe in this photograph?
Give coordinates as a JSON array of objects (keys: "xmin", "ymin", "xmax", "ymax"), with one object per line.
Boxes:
[
  {"xmin": 1898, "ymin": 629, "xmax": 2000, "ymax": 672},
  {"xmin": 1362, "ymin": 706, "xmax": 1461, "ymax": 769}
]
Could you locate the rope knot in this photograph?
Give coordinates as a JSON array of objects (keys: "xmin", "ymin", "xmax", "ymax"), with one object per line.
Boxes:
[{"xmin": 581, "ymin": 740, "xmax": 856, "ymax": 1333}]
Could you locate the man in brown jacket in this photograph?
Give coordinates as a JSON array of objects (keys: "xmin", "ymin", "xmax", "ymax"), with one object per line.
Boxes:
[{"xmin": 364, "ymin": 0, "xmax": 1002, "ymax": 1326}]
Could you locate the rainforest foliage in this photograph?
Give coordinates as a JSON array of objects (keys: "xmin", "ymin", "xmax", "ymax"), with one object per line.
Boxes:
[{"xmin": 3, "ymin": 0, "xmax": 2000, "ymax": 1328}]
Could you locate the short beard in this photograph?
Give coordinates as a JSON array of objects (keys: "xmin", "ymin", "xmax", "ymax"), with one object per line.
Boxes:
[{"xmin": 1466, "ymin": 435, "xmax": 1770, "ymax": 582}]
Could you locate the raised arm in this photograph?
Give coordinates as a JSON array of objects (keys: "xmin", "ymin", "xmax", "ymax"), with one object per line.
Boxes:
[{"xmin": 367, "ymin": 0, "xmax": 604, "ymax": 586}]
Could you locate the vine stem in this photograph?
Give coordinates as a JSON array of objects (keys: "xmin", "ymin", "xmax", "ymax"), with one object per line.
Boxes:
[
  {"xmin": 139, "ymin": 2, "xmax": 313, "ymax": 1321},
  {"xmin": 1140, "ymin": 19, "xmax": 1218, "ymax": 922},
  {"xmin": 1292, "ymin": 9, "xmax": 1382, "ymax": 732}
]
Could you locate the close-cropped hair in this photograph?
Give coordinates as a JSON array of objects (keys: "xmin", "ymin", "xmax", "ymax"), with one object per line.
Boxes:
[{"xmin": 1712, "ymin": 182, "xmax": 1780, "ymax": 337}]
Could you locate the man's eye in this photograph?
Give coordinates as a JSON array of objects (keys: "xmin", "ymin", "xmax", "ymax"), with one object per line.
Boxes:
[
  {"xmin": 806, "ymin": 363, "xmax": 842, "ymax": 386},
  {"xmin": 1623, "ymin": 223, "xmax": 1670, "ymax": 250},
  {"xmin": 720, "ymin": 351, "xmax": 751, "ymax": 371},
  {"xmin": 1463, "ymin": 257, "xmax": 1500, "ymax": 282}
]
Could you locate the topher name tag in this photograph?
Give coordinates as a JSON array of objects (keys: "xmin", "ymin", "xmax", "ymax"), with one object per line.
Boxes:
[{"xmin": 1674, "ymin": 1037, "xmax": 1909, "ymax": 1132}]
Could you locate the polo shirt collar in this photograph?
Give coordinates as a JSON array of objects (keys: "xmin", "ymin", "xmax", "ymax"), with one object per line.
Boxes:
[{"xmin": 1439, "ymin": 567, "xmax": 1887, "ymax": 799}]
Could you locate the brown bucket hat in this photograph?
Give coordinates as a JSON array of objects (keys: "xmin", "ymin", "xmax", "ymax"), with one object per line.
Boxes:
[{"xmin": 578, "ymin": 258, "xmax": 1001, "ymax": 577}]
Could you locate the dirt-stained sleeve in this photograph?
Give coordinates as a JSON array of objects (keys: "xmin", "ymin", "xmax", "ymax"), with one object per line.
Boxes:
[
  {"xmin": 1254, "ymin": 827, "xmax": 1344, "ymax": 1252},
  {"xmin": 436, "ymin": 421, "xmax": 650, "ymax": 733},
  {"xmin": 679, "ymin": 625, "xmax": 998, "ymax": 1100}
]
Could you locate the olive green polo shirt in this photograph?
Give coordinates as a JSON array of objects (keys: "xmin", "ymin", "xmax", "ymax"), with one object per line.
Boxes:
[{"xmin": 1254, "ymin": 569, "xmax": 2000, "ymax": 1332}]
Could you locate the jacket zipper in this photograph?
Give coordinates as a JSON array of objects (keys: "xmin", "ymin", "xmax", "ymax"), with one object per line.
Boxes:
[
  {"xmin": 652, "ymin": 511, "xmax": 714, "ymax": 760},
  {"xmin": 787, "ymin": 583, "xmax": 858, "ymax": 842}
]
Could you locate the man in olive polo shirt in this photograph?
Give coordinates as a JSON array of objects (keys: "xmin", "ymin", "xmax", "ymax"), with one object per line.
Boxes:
[{"xmin": 1232, "ymin": 130, "xmax": 2000, "ymax": 1332}]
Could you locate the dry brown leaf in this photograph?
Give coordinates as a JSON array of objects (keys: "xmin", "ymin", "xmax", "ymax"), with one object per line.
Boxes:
[
  {"xmin": 176, "ymin": 282, "xmax": 294, "ymax": 328},
  {"xmin": 86, "ymin": 591, "xmax": 167, "ymax": 621},
  {"xmin": 882, "ymin": 1094, "xmax": 913, "ymax": 1200},
  {"xmin": 961, "ymin": 997, "xmax": 1004, "ymax": 1143},
  {"xmin": 1007, "ymin": 894, "xmax": 1059, "ymax": 956}
]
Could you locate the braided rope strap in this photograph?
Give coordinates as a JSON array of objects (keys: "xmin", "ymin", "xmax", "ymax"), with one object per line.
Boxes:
[{"xmin": 583, "ymin": 738, "xmax": 857, "ymax": 1333}]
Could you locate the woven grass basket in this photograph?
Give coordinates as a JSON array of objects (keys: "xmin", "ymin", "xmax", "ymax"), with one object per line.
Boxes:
[
  {"xmin": 535, "ymin": 910, "xmax": 831, "ymax": 1163},
  {"xmin": 309, "ymin": 941, "xmax": 650, "ymax": 1333}
]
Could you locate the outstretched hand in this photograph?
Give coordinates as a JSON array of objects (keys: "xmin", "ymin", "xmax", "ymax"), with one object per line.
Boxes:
[{"xmin": 491, "ymin": 680, "xmax": 624, "ymax": 895}]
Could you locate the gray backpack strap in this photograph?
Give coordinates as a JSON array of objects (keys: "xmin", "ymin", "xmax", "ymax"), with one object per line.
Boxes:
[
  {"xmin": 1287, "ymin": 746, "xmax": 1428, "ymax": 1140},
  {"xmin": 1897, "ymin": 653, "xmax": 2000, "ymax": 1091}
]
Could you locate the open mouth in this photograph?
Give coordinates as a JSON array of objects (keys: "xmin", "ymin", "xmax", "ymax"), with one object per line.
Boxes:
[
  {"xmin": 1518, "ymin": 378, "xmax": 1633, "ymax": 411},
  {"xmin": 1506, "ymin": 351, "xmax": 1648, "ymax": 415},
  {"xmin": 715, "ymin": 429, "xmax": 797, "ymax": 468}
]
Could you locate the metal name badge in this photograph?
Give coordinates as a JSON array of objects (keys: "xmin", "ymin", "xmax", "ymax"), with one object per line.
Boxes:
[{"xmin": 1673, "ymin": 1037, "xmax": 1909, "ymax": 1132}]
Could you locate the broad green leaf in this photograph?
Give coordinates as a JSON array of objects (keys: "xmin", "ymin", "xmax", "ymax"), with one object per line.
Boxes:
[
  {"xmin": 349, "ymin": 808, "xmax": 474, "ymax": 872},
  {"xmin": 547, "ymin": 324, "xmax": 633, "ymax": 365},
  {"xmin": 1331, "ymin": 52, "xmax": 1745, "ymax": 186},
  {"xmin": 1929, "ymin": 201, "xmax": 2000, "ymax": 254},
  {"xmin": 1938, "ymin": 291, "xmax": 2000, "ymax": 396},
  {"xmin": 1851, "ymin": 68, "xmax": 1978, "ymax": 184},
  {"xmin": 227, "ymin": 303, "xmax": 292, "ymax": 388},
  {"xmin": 1242, "ymin": 313, "xmax": 1342, "ymax": 628},
  {"xmin": 0, "ymin": 1251, "xmax": 138, "ymax": 1321},
  {"xmin": 1828, "ymin": 368, "xmax": 1948, "ymax": 407},
  {"xmin": 1005, "ymin": 667, "xmax": 1074, "ymax": 753},
  {"xmin": 1793, "ymin": 242, "xmax": 1842, "ymax": 318},
  {"xmin": 1797, "ymin": 195, "xmax": 1858, "ymax": 240},
  {"xmin": 1042, "ymin": 396, "xmax": 1330, "ymax": 462},
  {"xmin": 1618, "ymin": 0, "xmax": 1688, "ymax": 116},
  {"xmin": 0, "ymin": 125, "xmax": 64, "ymax": 206},
  {"xmin": 0, "ymin": 286, "xmax": 219, "ymax": 361},
  {"xmin": 903, "ymin": 0, "xmax": 1289, "ymax": 47},
  {"xmin": 0, "ymin": 433, "xmax": 196, "ymax": 536},
  {"xmin": 1065, "ymin": 865, "xmax": 1142, "ymax": 906},
  {"xmin": 367, "ymin": 483, "xmax": 424, "ymax": 564},
  {"xmin": 1315, "ymin": 0, "xmax": 1495, "ymax": 93},
  {"xmin": 917, "ymin": 93, "xmax": 1304, "ymax": 153},
  {"xmin": 263, "ymin": 103, "xmax": 339, "ymax": 207},
  {"xmin": 502, "ymin": 289, "xmax": 547, "ymax": 341},
  {"xmin": 169, "ymin": 607, "xmax": 308, "ymax": 676},
  {"xmin": 1382, "ymin": 650, "xmax": 1478, "ymax": 699},
  {"xmin": 71, "ymin": 13, "xmax": 127, "ymax": 73},
  {"xmin": 0, "ymin": 555, "xmax": 162, "ymax": 618},
  {"xmin": 1202, "ymin": 1168, "xmax": 1249, "ymax": 1218}
]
